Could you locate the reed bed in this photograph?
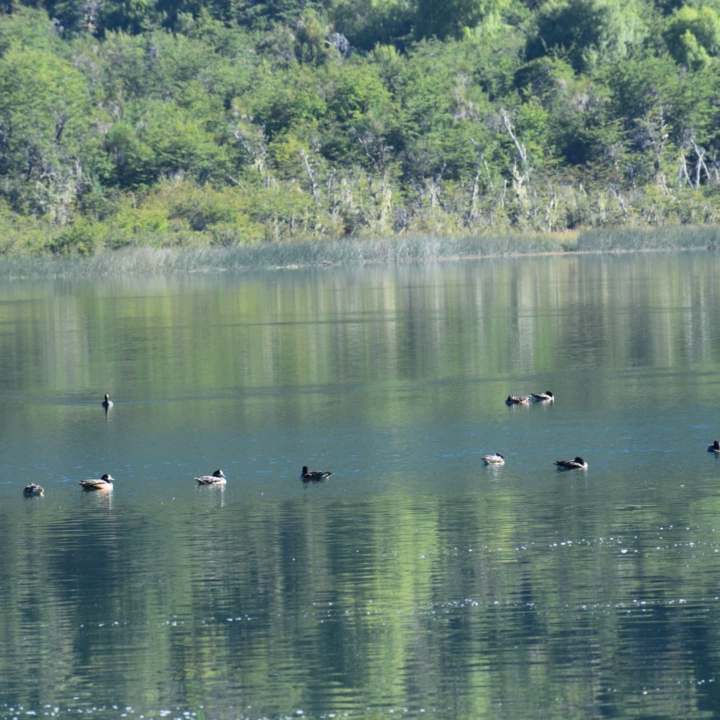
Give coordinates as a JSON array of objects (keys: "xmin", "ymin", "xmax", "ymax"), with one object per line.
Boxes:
[{"xmin": 0, "ymin": 227, "xmax": 716, "ymax": 277}]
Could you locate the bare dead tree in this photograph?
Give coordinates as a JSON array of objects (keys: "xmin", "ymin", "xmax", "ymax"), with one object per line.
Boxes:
[
  {"xmin": 690, "ymin": 138, "xmax": 710, "ymax": 188},
  {"xmin": 468, "ymin": 169, "xmax": 481, "ymax": 224},
  {"xmin": 544, "ymin": 190, "xmax": 558, "ymax": 232},
  {"xmin": 677, "ymin": 153, "xmax": 692, "ymax": 187},
  {"xmin": 466, "ymin": 140, "xmax": 487, "ymax": 226},
  {"xmin": 299, "ymin": 149, "xmax": 320, "ymax": 204},
  {"xmin": 499, "ymin": 108, "xmax": 530, "ymax": 195}
]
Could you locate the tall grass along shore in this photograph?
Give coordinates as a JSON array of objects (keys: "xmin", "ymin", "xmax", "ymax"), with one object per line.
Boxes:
[{"xmin": 0, "ymin": 227, "xmax": 718, "ymax": 277}]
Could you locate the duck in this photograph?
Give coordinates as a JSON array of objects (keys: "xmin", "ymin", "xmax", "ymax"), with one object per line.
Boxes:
[
  {"xmin": 531, "ymin": 391, "xmax": 554, "ymax": 403},
  {"xmin": 708, "ymin": 440, "xmax": 720, "ymax": 454},
  {"xmin": 555, "ymin": 457, "xmax": 588, "ymax": 471},
  {"xmin": 23, "ymin": 483, "xmax": 44, "ymax": 497},
  {"xmin": 505, "ymin": 395, "xmax": 530, "ymax": 406},
  {"xmin": 101, "ymin": 393, "xmax": 113, "ymax": 410},
  {"xmin": 301, "ymin": 465, "xmax": 332, "ymax": 482},
  {"xmin": 79, "ymin": 473, "xmax": 114, "ymax": 491},
  {"xmin": 482, "ymin": 453, "xmax": 505, "ymax": 466},
  {"xmin": 195, "ymin": 469, "xmax": 226, "ymax": 486}
]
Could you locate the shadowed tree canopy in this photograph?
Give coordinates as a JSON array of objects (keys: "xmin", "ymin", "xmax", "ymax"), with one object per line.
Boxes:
[
  {"xmin": 413, "ymin": 0, "xmax": 507, "ymax": 38},
  {"xmin": 526, "ymin": 0, "xmax": 649, "ymax": 72}
]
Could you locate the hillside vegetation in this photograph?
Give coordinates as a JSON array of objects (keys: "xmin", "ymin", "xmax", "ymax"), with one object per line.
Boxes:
[{"xmin": 1, "ymin": 0, "xmax": 720, "ymax": 254}]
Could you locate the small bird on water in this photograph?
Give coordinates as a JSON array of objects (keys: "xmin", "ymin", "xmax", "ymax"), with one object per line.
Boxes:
[
  {"xmin": 102, "ymin": 393, "xmax": 113, "ymax": 410},
  {"xmin": 195, "ymin": 469, "xmax": 226, "ymax": 486},
  {"xmin": 708, "ymin": 440, "xmax": 720, "ymax": 454},
  {"xmin": 482, "ymin": 453, "xmax": 505, "ymax": 466},
  {"xmin": 23, "ymin": 483, "xmax": 44, "ymax": 497},
  {"xmin": 79, "ymin": 473, "xmax": 114, "ymax": 491},
  {"xmin": 506, "ymin": 395, "xmax": 530, "ymax": 406},
  {"xmin": 301, "ymin": 466, "xmax": 332, "ymax": 482},
  {"xmin": 531, "ymin": 391, "xmax": 554, "ymax": 403},
  {"xmin": 555, "ymin": 457, "xmax": 588, "ymax": 471}
]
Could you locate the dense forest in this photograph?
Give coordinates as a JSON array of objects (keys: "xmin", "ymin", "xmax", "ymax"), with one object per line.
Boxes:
[{"xmin": 1, "ymin": 0, "xmax": 720, "ymax": 253}]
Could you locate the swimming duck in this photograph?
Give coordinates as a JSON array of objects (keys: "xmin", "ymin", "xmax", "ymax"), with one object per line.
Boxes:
[
  {"xmin": 301, "ymin": 466, "xmax": 332, "ymax": 482},
  {"xmin": 506, "ymin": 395, "xmax": 530, "ymax": 406},
  {"xmin": 709, "ymin": 440, "xmax": 720, "ymax": 454},
  {"xmin": 531, "ymin": 391, "xmax": 554, "ymax": 403},
  {"xmin": 102, "ymin": 393, "xmax": 113, "ymax": 410},
  {"xmin": 23, "ymin": 483, "xmax": 44, "ymax": 497},
  {"xmin": 555, "ymin": 457, "xmax": 588, "ymax": 471},
  {"xmin": 79, "ymin": 473, "xmax": 114, "ymax": 491},
  {"xmin": 482, "ymin": 453, "xmax": 505, "ymax": 466},
  {"xmin": 195, "ymin": 469, "xmax": 226, "ymax": 486}
]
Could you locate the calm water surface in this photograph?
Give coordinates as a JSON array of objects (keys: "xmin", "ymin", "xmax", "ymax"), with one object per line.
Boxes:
[{"xmin": 2, "ymin": 253, "xmax": 720, "ymax": 719}]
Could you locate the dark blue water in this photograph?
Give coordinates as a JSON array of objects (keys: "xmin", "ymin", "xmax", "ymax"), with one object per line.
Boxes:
[{"xmin": 2, "ymin": 253, "xmax": 720, "ymax": 719}]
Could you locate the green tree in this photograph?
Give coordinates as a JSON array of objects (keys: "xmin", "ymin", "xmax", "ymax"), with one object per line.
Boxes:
[
  {"xmin": 396, "ymin": 39, "xmax": 500, "ymax": 180},
  {"xmin": 330, "ymin": 0, "xmax": 414, "ymax": 50},
  {"xmin": 514, "ymin": 57, "xmax": 575, "ymax": 101},
  {"xmin": 0, "ymin": 5, "xmax": 65, "ymax": 51},
  {"xmin": 249, "ymin": 65, "xmax": 326, "ymax": 140},
  {"xmin": 320, "ymin": 61, "xmax": 398, "ymax": 168},
  {"xmin": 527, "ymin": 0, "xmax": 649, "ymax": 72},
  {"xmin": 99, "ymin": 0, "xmax": 159, "ymax": 34},
  {"xmin": 0, "ymin": 45, "xmax": 104, "ymax": 219},
  {"xmin": 663, "ymin": 4, "xmax": 720, "ymax": 67},
  {"xmin": 414, "ymin": 0, "xmax": 508, "ymax": 39},
  {"xmin": 105, "ymin": 99, "xmax": 228, "ymax": 186}
]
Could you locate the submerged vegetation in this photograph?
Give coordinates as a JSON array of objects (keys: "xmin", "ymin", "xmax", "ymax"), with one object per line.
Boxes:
[{"xmin": 2, "ymin": 0, "xmax": 720, "ymax": 254}]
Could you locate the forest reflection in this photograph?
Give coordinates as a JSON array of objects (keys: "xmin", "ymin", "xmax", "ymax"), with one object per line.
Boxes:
[{"xmin": 2, "ymin": 253, "xmax": 720, "ymax": 719}]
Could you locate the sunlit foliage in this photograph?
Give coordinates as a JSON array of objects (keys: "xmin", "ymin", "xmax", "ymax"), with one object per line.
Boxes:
[{"xmin": 0, "ymin": 0, "xmax": 719, "ymax": 252}]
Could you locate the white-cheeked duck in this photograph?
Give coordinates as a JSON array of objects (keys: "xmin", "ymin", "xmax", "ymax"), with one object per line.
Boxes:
[
  {"xmin": 102, "ymin": 393, "xmax": 113, "ymax": 410},
  {"xmin": 23, "ymin": 483, "xmax": 44, "ymax": 497},
  {"xmin": 195, "ymin": 469, "xmax": 226, "ymax": 486},
  {"xmin": 506, "ymin": 395, "xmax": 531, "ymax": 406},
  {"xmin": 301, "ymin": 466, "xmax": 332, "ymax": 482},
  {"xmin": 708, "ymin": 440, "xmax": 720, "ymax": 454},
  {"xmin": 555, "ymin": 457, "xmax": 588, "ymax": 471},
  {"xmin": 531, "ymin": 391, "xmax": 554, "ymax": 403},
  {"xmin": 482, "ymin": 453, "xmax": 505, "ymax": 466},
  {"xmin": 79, "ymin": 473, "xmax": 114, "ymax": 491}
]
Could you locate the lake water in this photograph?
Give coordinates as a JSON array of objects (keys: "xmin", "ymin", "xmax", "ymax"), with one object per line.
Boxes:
[{"xmin": 2, "ymin": 252, "xmax": 720, "ymax": 719}]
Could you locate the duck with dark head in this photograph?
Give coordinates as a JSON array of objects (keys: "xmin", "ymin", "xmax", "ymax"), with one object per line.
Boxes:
[
  {"xmin": 195, "ymin": 469, "xmax": 226, "ymax": 486},
  {"xmin": 80, "ymin": 473, "xmax": 114, "ymax": 491},
  {"xmin": 531, "ymin": 391, "xmax": 554, "ymax": 403},
  {"xmin": 23, "ymin": 483, "xmax": 44, "ymax": 497},
  {"xmin": 555, "ymin": 457, "xmax": 588, "ymax": 471},
  {"xmin": 301, "ymin": 466, "xmax": 332, "ymax": 482}
]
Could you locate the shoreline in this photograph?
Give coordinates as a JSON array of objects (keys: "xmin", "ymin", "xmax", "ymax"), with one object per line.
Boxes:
[
  {"xmin": 0, "ymin": 228, "xmax": 717, "ymax": 277},
  {"xmin": 433, "ymin": 244, "xmax": 713, "ymax": 263}
]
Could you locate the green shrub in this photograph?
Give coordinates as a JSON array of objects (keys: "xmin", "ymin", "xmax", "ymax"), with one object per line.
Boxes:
[{"xmin": 48, "ymin": 219, "xmax": 105, "ymax": 255}]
